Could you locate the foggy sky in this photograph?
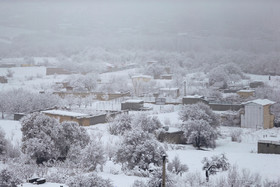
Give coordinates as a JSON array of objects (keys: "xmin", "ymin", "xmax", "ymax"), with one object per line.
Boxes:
[{"xmin": 0, "ymin": 0, "xmax": 279, "ymax": 56}]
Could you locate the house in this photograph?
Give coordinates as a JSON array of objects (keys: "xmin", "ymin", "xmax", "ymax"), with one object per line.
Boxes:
[
  {"xmin": 258, "ymin": 139, "xmax": 280, "ymax": 154},
  {"xmin": 237, "ymin": 89, "xmax": 255, "ymax": 98},
  {"xmin": 159, "ymin": 88, "xmax": 179, "ymax": 98},
  {"xmin": 0, "ymin": 76, "xmax": 8, "ymax": 83},
  {"xmin": 121, "ymin": 100, "xmax": 145, "ymax": 111},
  {"xmin": 131, "ymin": 75, "xmax": 152, "ymax": 82},
  {"xmin": 208, "ymin": 102, "xmax": 242, "ymax": 111},
  {"xmin": 160, "ymin": 74, "xmax": 172, "ymax": 80},
  {"xmin": 250, "ymin": 81, "xmax": 264, "ymax": 88},
  {"xmin": 241, "ymin": 99, "xmax": 276, "ymax": 129},
  {"xmin": 46, "ymin": 67, "xmax": 73, "ymax": 75},
  {"xmin": 182, "ymin": 95, "xmax": 208, "ymax": 105},
  {"xmin": 41, "ymin": 110, "xmax": 108, "ymax": 126}
]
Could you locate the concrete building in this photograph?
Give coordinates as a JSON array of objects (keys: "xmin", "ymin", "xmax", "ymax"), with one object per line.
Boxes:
[
  {"xmin": 41, "ymin": 110, "xmax": 109, "ymax": 126},
  {"xmin": 121, "ymin": 100, "xmax": 144, "ymax": 111},
  {"xmin": 182, "ymin": 95, "xmax": 208, "ymax": 105},
  {"xmin": 241, "ymin": 99, "xmax": 276, "ymax": 129},
  {"xmin": 159, "ymin": 88, "xmax": 179, "ymax": 99},
  {"xmin": 237, "ymin": 89, "xmax": 255, "ymax": 98},
  {"xmin": 258, "ymin": 139, "xmax": 280, "ymax": 154}
]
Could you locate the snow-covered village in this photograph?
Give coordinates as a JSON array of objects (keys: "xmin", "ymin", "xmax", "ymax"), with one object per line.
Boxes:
[{"xmin": 0, "ymin": 0, "xmax": 280, "ymax": 187}]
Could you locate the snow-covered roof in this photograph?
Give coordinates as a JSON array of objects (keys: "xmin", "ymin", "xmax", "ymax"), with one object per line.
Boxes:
[
  {"xmin": 237, "ymin": 89, "xmax": 255, "ymax": 93},
  {"xmin": 123, "ymin": 99, "xmax": 144, "ymax": 103},
  {"xmin": 42, "ymin": 110, "xmax": 89, "ymax": 117},
  {"xmin": 258, "ymin": 139, "xmax": 280, "ymax": 145},
  {"xmin": 160, "ymin": 88, "xmax": 179, "ymax": 91},
  {"xmin": 131, "ymin": 75, "xmax": 152, "ymax": 79},
  {"xmin": 242, "ymin": 99, "xmax": 276, "ymax": 106},
  {"xmin": 183, "ymin": 95, "xmax": 204, "ymax": 99}
]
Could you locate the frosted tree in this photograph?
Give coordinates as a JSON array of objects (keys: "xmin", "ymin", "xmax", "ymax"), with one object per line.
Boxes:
[
  {"xmin": 21, "ymin": 113, "xmax": 90, "ymax": 164},
  {"xmin": 21, "ymin": 113, "xmax": 60, "ymax": 163},
  {"xmin": 58, "ymin": 121, "xmax": 90, "ymax": 158},
  {"xmin": 132, "ymin": 113, "xmax": 162, "ymax": 133},
  {"xmin": 181, "ymin": 119, "xmax": 218, "ymax": 149},
  {"xmin": 108, "ymin": 113, "xmax": 133, "ymax": 135},
  {"xmin": 167, "ymin": 155, "xmax": 189, "ymax": 176},
  {"xmin": 115, "ymin": 130, "xmax": 165, "ymax": 170},
  {"xmin": 202, "ymin": 154, "xmax": 230, "ymax": 175},
  {"xmin": 0, "ymin": 168, "xmax": 22, "ymax": 186},
  {"xmin": 80, "ymin": 140, "xmax": 106, "ymax": 172},
  {"xmin": 179, "ymin": 102, "xmax": 220, "ymax": 128},
  {"xmin": 0, "ymin": 128, "xmax": 8, "ymax": 156},
  {"xmin": 66, "ymin": 173, "xmax": 113, "ymax": 187}
]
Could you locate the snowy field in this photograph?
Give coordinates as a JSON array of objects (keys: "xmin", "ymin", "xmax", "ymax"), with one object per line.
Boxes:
[{"xmin": 1, "ymin": 115, "xmax": 280, "ymax": 186}]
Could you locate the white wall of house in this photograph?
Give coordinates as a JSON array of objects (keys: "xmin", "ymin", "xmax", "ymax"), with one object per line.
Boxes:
[{"xmin": 241, "ymin": 103, "xmax": 263, "ymax": 129}]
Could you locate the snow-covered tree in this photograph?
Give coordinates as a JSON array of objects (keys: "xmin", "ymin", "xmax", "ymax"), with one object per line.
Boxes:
[
  {"xmin": 180, "ymin": 102, "xmax": 220, "ymax": 128},
  {"xmin": 0, "ymin": 168, "xmax": 22, "ymax": 186},
  {"xmin": 65, "ymin": 74, "xmax": 98, "ymax": 92},
  {"xmin": 147, "ymin": 167, "xmax": 176, "ymax": 187},
  {"xmin": 108, "ymin": 113, "xmax": 133, "ymax": 135},
  {"xmin": 0, "ymin": 128, "xmax": 8, "ymax": 156},
  {"xmin": 132, "ymin": 113, "xmax": 162, "ymax": 133},
  {"xmin": 181, "ymin": 120, "xmax": 218, "ymax": 149},
  {"xmin": 66, "ymin": 173, "xmax": 113, "ymax": 187},
  {"xmin": 167, "ymin": 155, "xmax": 188, "ymax": 176},
  {"xmin": 115, "ymin": 130, "xmax": 165, "ymax": 170},
  {"xmin": 58, "ymin": 121, "xmax": 90, "ymax": 158},
  {"xmin": 202, "ymin": 154, "xmax": 230, "ymax": 175},
  {"xmin": 80, "ymin": 140, "xmax": 106, "ymax": 172},
  {"xmin": 21, "ymin": 113, "xmax": 90, "ymax": 164},
  {"xmin": 208, "ymin": 63, "xmax": 244, "ymax": 87}
]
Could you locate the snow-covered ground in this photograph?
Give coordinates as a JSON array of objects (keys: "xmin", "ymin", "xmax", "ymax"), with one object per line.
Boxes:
[{"xmin": 1, "ymin": 115, "xmax": 280, "ymax": 186}]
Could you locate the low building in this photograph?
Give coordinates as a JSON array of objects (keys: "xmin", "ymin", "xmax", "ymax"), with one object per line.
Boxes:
[
  {"xmin": 46, "ymin": 67, "xmax": 73, "ymax": 75},
  {"xmin": 250, "ymin": 81, "xmax": 264, "ymax": 88},
  {"xmin": 208, "ymin": 102, "xmax": 242, "ymax": 111},
  {"xmin": 258, "ymin": 139, "xmax": 280, "ymax": 154},
  {"xmin": 159, "ymin": 88, "xmax": 179, "ymax": 99},
  {"xmin": 0, "ymin": 76, "xmax": 8, "ymax": 83},
  {"xmin": 41, "ymin": 110, "xmax": 108, "ymax": 126},
  {"xmin": 241, "ymin": 99, "xmax": 276, "ymax": 129},
  {"xmin": 121, "ymin": 100, "xmax": 144, "ymax": 111},
  {"xmin": 157, "ymin": 127, "xmax": 186, "ymax": 144},
  {"xmin": 237, "ymin": 89, "xmax": 255, "ymax": 98},
  {"xmin": 160, "ymin": 74, "xmax": 172, "ymax": 80},
  {"xmin": 182, "ymin": 95, "xmax": 208, "ymax": 105}
]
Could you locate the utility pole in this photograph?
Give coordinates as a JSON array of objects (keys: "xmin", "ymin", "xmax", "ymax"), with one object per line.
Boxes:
[
  {"xmin": 162, "ymin": 154, "xmax": 166, "ymax": 187},
  {"xmin": 183, "ymin": 81, "xmax": 186, "ymax": 96}
]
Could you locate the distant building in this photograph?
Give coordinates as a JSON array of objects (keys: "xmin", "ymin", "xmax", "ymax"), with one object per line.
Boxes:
[
  {"xmin": 160, "ymin": 74, "xmax": 172, "ymax": 80},
  {"xmin": 182, "ymin": 95, "xmax": 208, "ymax": 105},
  {"xmin": 159, "ymin": 88, "xmax": 179, "ymax": 99},
  {"xmin": 241, "ymin": 99, "xmax": 276, "ymax": 129},
  {"xmin": 0, "ymin": 76, "xmax": 8, "ymax": 83},
  {"xmin": 258, "ymin": 139, "xmax": 280, "ymax": 154},
  {"xmin": 237, "ymin": 89, "xmax": 255, "ymax": 98},
  {"xmin": 131, "ymin": 75, "xmax": 152, "ymax": 82},
  {"xmin": 121, "ymin": 100, "xmax": 146, "ymax": 111},
  {"xmin": 46, "ymin": 67, "xmax": 73, "ymax": 75},
  {"xmin": 41, "ymin": 110, "xmax": 108, "ymax": 126},
  {"xmin": 249, "ymin": 81, "xmax": 264, "ymax": 88}
]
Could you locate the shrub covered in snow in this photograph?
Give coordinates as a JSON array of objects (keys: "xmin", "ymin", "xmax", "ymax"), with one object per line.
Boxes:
[
  {"xmin": 66, "ymin": 173, "xmax": 113, "ymax": 187},
  {"xmin": 21, "ymin": 113, "xmax": 90, "ymax": 164},
  {"xmin": 0, "ymin": 168, "xmax": 22, "ymax": 186},
  {"xmin": 132, "ymin": 113, "xmax": 162, "ymax": 133},
  {"xmin": 202, "ymin": 154, "xmax": 230, "ymax": 175},
  {"xmin": 180, "ymin": 103, "xmax": 220, "ymax": 149},
  {"xmin": 182, "ymin": 119, "xmax": 218, "ymax": 149},
  {"xmin": 230, "ymin": 129, "xmax": 242, "ymax": 142},
  {"xmin": 115, "ymin": 130, "xmax": 165, "ymax": 171},
  {"xmin": 108, "ymin": 113, "xmax": 133, "ymax": 135},
  {"xmin": 167, "ymin": 155, "xmax": 188, "ymax": 176}
]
